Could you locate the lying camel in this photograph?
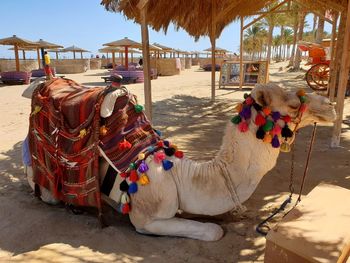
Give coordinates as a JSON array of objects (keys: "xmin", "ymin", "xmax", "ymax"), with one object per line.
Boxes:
[{"xmin": 24, "ymin": 81, "xmax": 336, "ymax": 241}]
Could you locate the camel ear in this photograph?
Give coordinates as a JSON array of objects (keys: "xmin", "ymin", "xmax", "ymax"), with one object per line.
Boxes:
[{"xmin": 252, "ymin": 86, "xmax": 272, "ymax": 107}]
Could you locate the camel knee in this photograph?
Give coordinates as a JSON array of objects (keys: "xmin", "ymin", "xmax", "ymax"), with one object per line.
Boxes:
[{"xmin": 202, "ymin": 223, "xmax": 224, "ymax": 241}]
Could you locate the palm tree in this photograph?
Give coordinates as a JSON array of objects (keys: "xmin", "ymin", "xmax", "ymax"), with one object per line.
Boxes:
[
  {"xmin": 282, "ymin": 28, "xmax": 294, "ymax": 60},
  {"xmin": 244, "ymin": 22, "xmax": 267, "ymax": 60}
]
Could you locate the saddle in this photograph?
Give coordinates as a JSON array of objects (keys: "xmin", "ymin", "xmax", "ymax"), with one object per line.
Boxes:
[{"xmin": 28, "ymin": 78, "xmax": 159, "ymax": 212}]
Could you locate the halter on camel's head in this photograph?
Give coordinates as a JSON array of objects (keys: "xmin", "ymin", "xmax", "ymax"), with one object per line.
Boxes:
[{"xmin": 231, "ymin": 83, "xmax": 336, "ymax": 152}]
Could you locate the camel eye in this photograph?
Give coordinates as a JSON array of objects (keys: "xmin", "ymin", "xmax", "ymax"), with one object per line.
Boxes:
[{"xmin": 289, "ymin": 104, "xmax": 299, "ymax": 111}]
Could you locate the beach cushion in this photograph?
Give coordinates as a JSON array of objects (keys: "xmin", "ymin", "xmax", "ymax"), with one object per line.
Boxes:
[{"xmin": 0, "ymin": 71, "xmax": 32, "ymax": 85}]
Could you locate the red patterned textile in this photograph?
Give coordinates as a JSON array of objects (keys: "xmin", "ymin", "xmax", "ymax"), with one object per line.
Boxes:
[{"xmin": 29, "ymin": 78, "xmax": 105, "ymax": 208}]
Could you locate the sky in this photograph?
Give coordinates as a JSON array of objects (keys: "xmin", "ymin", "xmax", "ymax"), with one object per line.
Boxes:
[{"xmin": 0, "ymin": 0, "xmax": 332, "ymax": 59}]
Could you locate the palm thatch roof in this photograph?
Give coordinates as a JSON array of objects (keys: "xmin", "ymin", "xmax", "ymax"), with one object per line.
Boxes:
[
  {"xmin": 101, "ymin": 0, "xmax": 348, "ymax": 39},
  {"xmin": 152, "ymin": 42, "xmax": 173, "ymax": 51},
  {"xmin": 34, "ymin": 39, "xmax": 63, "ymax": 49},
  {"xmin": 203, "ymin": 47, "xmax": 229, "ymax": 53},
  {"xmin": 99, "ymin": 46, "xmax": 142, "ymax": 53},
  {"xmin": 0, "ymin": 35, "xmax": 36, "ymax": 47},
  {"xmin": 62, "ymin": 45, "xmax": 90, "ymax": 52},
  {"xmin": 103, "ymin": 37, "xmax": 142, "ymax": 48}
]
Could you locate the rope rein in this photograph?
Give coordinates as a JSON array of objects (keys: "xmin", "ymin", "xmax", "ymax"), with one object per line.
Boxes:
[{"xmin": 256, "ymin": 122, "xmax": 318, "ymax": 236}]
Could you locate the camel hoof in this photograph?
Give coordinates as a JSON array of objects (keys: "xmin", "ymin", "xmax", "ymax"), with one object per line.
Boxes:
[{"xmin": 202, "ymin": 223, "xmax": 224, "ymax": 241}]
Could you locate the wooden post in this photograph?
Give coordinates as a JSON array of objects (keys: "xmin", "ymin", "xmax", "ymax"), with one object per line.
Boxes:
[
  {"xmin": 55, "ymin": 51, "xmax": 58, "ymax": 60},
  {"xmin": 131, "ymin": 51, "xmax": 134, "ymax": 63},
  {"xmin": 210, "ymin": 0, "xmax": 216, "ymax": 101},
  {"xmin": 37, "ymin": 48, "xmax": 41, "ymax": 69},
  {"xmin": 239, "ymin": 17, "xmax": 244, "ymax": 89},
  {"xmin": 80, "ymin": 51, "xmax": 83, "ymax": 59},
  {"xmin": 73, "ymin": 51, "xmax": 76, "ymax": 59},
  {"xmin": 112, "ymin": 51, "xmax": 116, "ymax": 68},
  {"xmin": 14, "ymin": 45, "xmax": 20, "ymax": 71},
  {"xmin": 125, "ymin": 46, "xmax": 129, "ymax": 70},
  {"xmin": 328, "ymin": 13, "xmax": 339, "ymax": 101},
  {"xmin": 22, "ymin": 50, "xmax": 26, "ymax": 60},
  {"xmin": 139, "ymin": 1, "xmax": 152, "ymax": 120},
  {"xmin": 331, "ymin": 0, "xmax": 350, "ymax": 147}
]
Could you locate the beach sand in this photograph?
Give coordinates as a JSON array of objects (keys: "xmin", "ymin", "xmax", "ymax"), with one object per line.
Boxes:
[{"xmin": 0, "ymin": 62, "xmax": 349, "ymax": 262}]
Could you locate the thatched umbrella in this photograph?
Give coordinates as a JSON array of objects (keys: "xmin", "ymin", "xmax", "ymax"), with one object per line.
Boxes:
[
  {"xmin": 47, "ymin": 48, "xmax": 64, "ymax": 60},
  {"xmin": 99, "ymin": 46, "xmax": 141, "ymax": 66},
  {"xmin": 0, "ymin": 35, "xmax": 36, "ymax": 71},
  {"xmin": 103, "ymin": 37, "xmax": 142, "ymax": 70},
  {"xmin": 61, "ymin": 45, "xmax": 90, "ymax": 59},
  {"xmin": 34, "ymin": 39, "xmax": 63, "ymax": 68},
  {"xmin": 152, "ymin": 42, "xmax": 173, "ymax": 58},
  {"xmin": 8, "ymin": 46, "xmax": 36, "ymax": 60}
]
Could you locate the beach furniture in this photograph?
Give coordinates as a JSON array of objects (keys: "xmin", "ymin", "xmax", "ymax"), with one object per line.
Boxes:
[
  {"xmin": 202, "ymin": 64, "xmax": 221, "ymax": 71},
  {"xmin": 31, "ymin": 68, "xmax": 56, "ymax": 78},
  {"xmin": 0, "ymin": 71, "xmax": 32, "ymax": 85}
]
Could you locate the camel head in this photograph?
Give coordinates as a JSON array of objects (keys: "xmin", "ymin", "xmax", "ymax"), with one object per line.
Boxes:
[{"xmin": 251, "ymin": 83, "xmax": 336, "ymax": 128}]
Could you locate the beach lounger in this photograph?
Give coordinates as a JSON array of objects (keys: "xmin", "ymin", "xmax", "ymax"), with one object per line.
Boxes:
[{"xmin": 0, "ymin": 71, "xmax": 32, "ymax": 85}]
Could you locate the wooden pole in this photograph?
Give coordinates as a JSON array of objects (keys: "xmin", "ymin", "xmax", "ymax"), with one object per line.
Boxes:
[
  {"xmin": 112, "ymin": 51, "xmax": 116, "ymax": 68},
  {"xmin": 22, "ymin": 50, "xmax": 26, "ymax": 60},
  {"xmin": 73, "ymin": 51, "xmax": 76, "ymax": 59},
  {"xmin": 210, "ymin": 0, "xmax": 216, "ymax": 101},
  {"xmin": 14, "ymin": 45, "xmax": 20, "ymax": 71},
  {"xmin": 331, "ymin": 0, "xmax": 350, "ymax": 147},
  {"xmin": 55, "ymin": 51, "xmax": 58, "ymax": 60},
  {"xmin": 139, "ymin": 2, "xmax": 152, "ymax": 120},
  {"xmin": 328, "ymin": 13, "xmax": 339, "ymax": 101},
  {"xmin": 125, "ymin": 46, "xmax": 129, "ymax": 70},
  {"xmin": 37, "ymin": 48, "xmax": 41, "ymax": 69},
  {"xmin": 239, "ymin": 17, "xmax": 244, "ymax": 89},
  {"xmin": 80, "ymin": 51, "xmax": 83, "ymax": 59}
]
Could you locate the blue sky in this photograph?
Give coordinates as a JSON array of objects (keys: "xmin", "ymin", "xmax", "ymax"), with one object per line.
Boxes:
[{"xmin": 0, "ymin": 0, "xmax": 331, "ymax": 59}]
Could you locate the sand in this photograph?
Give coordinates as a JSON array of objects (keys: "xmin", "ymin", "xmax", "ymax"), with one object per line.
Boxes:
[{"xmin": 0, "ymin": 62, "xmax": 349, "ymax": 263}]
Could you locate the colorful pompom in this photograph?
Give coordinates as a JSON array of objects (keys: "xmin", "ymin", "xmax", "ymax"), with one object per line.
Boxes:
[
  {"xmin": 128, "ymin": 182, "xmax": 138, "ymax": 194},
  {"xmin": 129, "ymin": 170, "xmax": 138, "ymax": 182},
  {"xmin": 139, "ymin": 174, "xmax": 150, "ymax": 185},
  {"xmin": 235, "ymin": 103, "xmax": 243, "ymax": 113},
  {"xmin": 100, "ymin": 126, "xmax": 108, "ymax": 136},
  {"xmin": 255, "ymin": 113, "xmax": 266, "ymax": 126},
  {"xmin": 119, "ymin": 139, "xmax": 132, "ymax": 151},
  {"xmin": 175, "ymin": 150, "xmax": 184, "ymax": 159},
  {"xmin": 120, "ymin": 172, "xmax": 128, "ymax": 178},
  {"xmin": 162, "ymin": 159, "xmax": 173, "ymax": 171},
  {"xmin": 263, "ymin": 107, "xmax": 271, "ymax": 116},
  {"xmin": 256, "ymin": 127, "xmax": 265, "ymax": 140},
  {"xmin": 157, "ymin": 141, "xmax": 165, "ymax": 147},
  {"xmin": 281, "ymin": 125, "xmax": 293, "ymax": 138},
  {"xmin": 129, "ymin": 162, "xmax": 137, "ymax": 170},
  {"xmin": 231, "ymin": 115, "xmax": 242, "ymax": 124},
  {"xmin": 299, "ymin": 96, "xmax": 307, "ymax": 103},
  {"xmin": 271, "ymin": 124, "xmax": 282, "ymax": 136},
  {"xmin": 153, "ymin": 151, "xmax": 166, "ymax": 164},
  {"xmin": 163, "ymin": 140, "xmax": 170, "ymax": 147},
  {"xmin": 138, "ymin": 153, "xmax": 145, "ymax": 160},
  {"xmin": 252, "ymin": 103, "xmax": 263, "ymax": 112},
  {"xmin": 147, "ymin": 146, "xmax": 156, "ymax": 153},
  {"xmin": 263, "ymin": 120, "xmax": 274, "ymax": 132},
  {"xmin": 244, "ymin": 93, "xmax": 249, "ymax": 99},
  {"xmin": 271, "ymin": 135, "xmax": 280, "ymax": 148},
  {"xmin": 245, "ymin": 96, "xmax": 254, "ymax": 105},
  {"xmin": 238, "ymin": 120, "xmax": 249, "ymax": 132},
  {"xmin": 282, "ymin": 115, "xmax": 291, "ymax": 123},
  {"xmin": 164, "ymin": 147, "xmax": 176, "ymax": 156},
  {"xmin": 138, "ymin": 161, "xmax": 149, "ymax": 173},
  {"xmin": 263, "ymin": 133, "xmax": 272, "ymax": 143},
  {"xmin": 122, "ymin": 203, "xmax": 130, "ymax": 214},
  {"xmin": 297, "ymin": 89, "xmax": 306, "ymax": 97},
  {"xmin": 276, "ymin": 119, "xmax": 285, "ymax": 128},
  {"xmin": 154, "ymin": 129, "xmax": 162, "ymax": 137},
  {"xmin": 119, "ymin": 180, "xmax": 129, "ymax": 192},
  {"xmin": 299, "ymin": 104, "xmax": 307, "ymax": 113},
  {"xmin": 134, "ymin": 104, "xmax": 144, "ymax": 113},
  {"xmin": 272, "ymin": 111, "xmax": 281, "ymax": 121},
  {"xmin": 240, "ymin": 106, "xmax": 251, "ymax": 119}
]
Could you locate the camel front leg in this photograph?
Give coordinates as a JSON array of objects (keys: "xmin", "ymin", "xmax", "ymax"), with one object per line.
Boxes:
[{"xmin": 137, "ymin": 217, "xmax": 224, "ymax": 241}]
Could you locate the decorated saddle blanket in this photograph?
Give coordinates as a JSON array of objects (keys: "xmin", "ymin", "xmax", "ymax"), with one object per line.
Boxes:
[{"xmin": 29, "ymin": 78, "xmax": 160, "ymax": 209}]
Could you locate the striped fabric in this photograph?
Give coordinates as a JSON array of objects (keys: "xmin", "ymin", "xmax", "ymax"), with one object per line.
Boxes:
[
  {"xmin": 29, "ymin": 78, "xmax": 106, "ymax": 209},
  {"xmin": 29, "ymin": 77, "xmax": 159, "ymax": 210},
  {"xmin": 100, "ymin": 94, "xmax": 159, "ymax": 172}
]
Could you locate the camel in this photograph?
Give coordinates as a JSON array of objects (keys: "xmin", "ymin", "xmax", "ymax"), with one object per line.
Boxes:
[{"xmin": 24, "ymin": 81, "xmax": 336, "ymax": 241}]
